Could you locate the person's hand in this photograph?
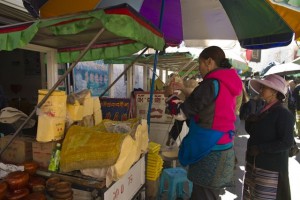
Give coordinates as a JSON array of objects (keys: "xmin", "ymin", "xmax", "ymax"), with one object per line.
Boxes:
[
  {"xmin": 164, "ymin": 85, "xmax": 173, "ymax": 97},
  {"xmin": 247, "ymin": 145, "xmax": 260, "ymax": 156},
  {"xmin": 166, "ymin": 95, "xmax": 182, "ymax": 115}
]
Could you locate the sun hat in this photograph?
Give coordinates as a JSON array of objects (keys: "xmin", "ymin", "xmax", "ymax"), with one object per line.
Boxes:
[{"xmin": 249, "ymin": 74, "xmax": 288, "ymax": 97}]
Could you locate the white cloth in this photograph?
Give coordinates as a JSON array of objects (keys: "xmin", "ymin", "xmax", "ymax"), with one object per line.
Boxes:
[{"xmin": 0, "ymin": 107, "xmax": 35, "ymax": 129}]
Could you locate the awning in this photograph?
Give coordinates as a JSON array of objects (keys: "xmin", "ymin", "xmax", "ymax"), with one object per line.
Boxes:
[
  {"xmin": 0, "ymin": 3, "xmax": 34, "ymax": 25},
  {"xmin": 104, "ymin": 52, "xmax": 197, "ymax": 71},
  {"xmin": 0, "ymin": 4, "xmax": 165, "ymax": 63},
  {"xmin": 104, "ymin": 51, "xmax": 250, "ymax": 72}
]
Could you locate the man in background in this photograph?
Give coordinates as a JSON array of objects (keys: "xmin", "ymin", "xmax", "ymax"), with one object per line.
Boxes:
[
  {"xmin": 293, "ymin": 80, "xmax": 300, "ymax": 138},
  {"xmin": 0, "ymin": 85, "xmax": 7, "ymax": 110}
]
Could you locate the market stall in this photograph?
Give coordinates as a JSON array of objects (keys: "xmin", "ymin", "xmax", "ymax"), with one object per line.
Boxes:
[{"xmin": 0, "ymin": 3, "xmax": 164, "ymax": 199}]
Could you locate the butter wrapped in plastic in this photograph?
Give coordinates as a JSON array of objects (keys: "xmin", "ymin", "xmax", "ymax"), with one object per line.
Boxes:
[
  {"xmin": 93, "ymin": 97, "xmax": 101, "ymax": 112},
  {"xmin": 67, "ymin": 100, "xmax": 84, "ymax": 121},
  {"xmin": 36, "ymin": 115, "xmax": 65, "ymax": 142},
  {"xmin": 93, "ymin": 109, "xmax": 103, "ymax": 126},
  {"xmin": 83, "ymin": 97, "xmax": 94, "ymax": 117}
]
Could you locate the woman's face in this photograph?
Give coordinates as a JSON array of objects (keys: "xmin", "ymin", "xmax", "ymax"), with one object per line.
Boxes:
[
  {"xmin": 260, "ymin": 85, "xmax": 277, "ymax": 103},
  {"xmin": 198, "ymin": 58, "xmax": 210, "ymax": 77}
]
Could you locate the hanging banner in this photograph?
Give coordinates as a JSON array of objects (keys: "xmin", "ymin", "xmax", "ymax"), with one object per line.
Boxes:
[
  {"xmin": 74, "ymin": 60, "xmax": 109, "ymax": 97},
  {"xmin": 100, "ymin": 98, "xmax": 130, "ymax": 121},
  {"xmin": 135, "ymin": 91, "xmax": 172, "ymax": 123}
]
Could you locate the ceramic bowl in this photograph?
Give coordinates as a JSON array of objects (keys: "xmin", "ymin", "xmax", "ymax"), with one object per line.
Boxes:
[
  {"xmin": 24, "ymin": 192, "xmax": 47, "ymax": 200},
  {"xmin": 55, "ymin": 181, "xmax": 71, "ymax": 193},
  {"xmin": 6, "ymin": 188, "xmax": 29, "ymax": 200},
  {"xmin": 28, "ymin": 176, "xmax": 46, "ymax": 191},
  {"xmin": 46, "ymin": 177, "xmax": 60, "ymax": 189},
  {"xmin": 53, "ymin": 190, "xmax": 73, "ymax": 199},
  {"xmin": 32, "ymin": 184, "xmax": 45, "ymax": 193},
  {"xmin": 23, "ymin": 161, "xmax": 39, "ymax": 175},
  {"xmin": 0, "ymin": 181, "xmax": 8, "ymax": 200},
  {"xmin": 5, "ymin": 171, "xmax": 29, "ymax": 191}
]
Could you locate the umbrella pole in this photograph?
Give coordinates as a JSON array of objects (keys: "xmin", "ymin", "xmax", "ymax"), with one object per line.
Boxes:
[
  {"xmin": 147, "ymin": 0, "xmax": 166, "ymax": 132},
  {"xmin": 0, "ymin": 27, "xmax": 106, "ymax": 156},
  {"xmin": 99, "ymin": 47, "xmax": 149, "ymax": 98}
]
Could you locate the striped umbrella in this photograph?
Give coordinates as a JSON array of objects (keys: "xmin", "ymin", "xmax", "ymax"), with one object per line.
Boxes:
[{"xmin": 22, "ymin": 0, "xmax": 300, "ymax": 49}]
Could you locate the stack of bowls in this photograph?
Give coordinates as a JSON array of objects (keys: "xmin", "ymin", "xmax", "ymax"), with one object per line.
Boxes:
[
  {"xmin": 5, "ymin": 171, "xmax": 30, "ymax": 200},
  {"xmin": 24, "ymin": 192, "xmax": 47, "ymax": 200},
  {"xmin": 46, "ymin": 177, "xmax": 73, "ymax": 200},
  {"xmin": 0, "ymin": 181, "xmax": 8, "ymax": 200}
]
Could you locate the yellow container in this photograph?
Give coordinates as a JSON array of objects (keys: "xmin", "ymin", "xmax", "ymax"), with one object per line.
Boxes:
[
  {"xmin": 36, "ymin": 115, "xmax": 65, "ymax": 142},
  {"xmin": 38, "ymin": 89, "xmax": 67, "ymax": 118}
]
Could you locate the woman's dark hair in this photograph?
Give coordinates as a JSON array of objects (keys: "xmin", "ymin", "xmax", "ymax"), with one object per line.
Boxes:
[{"xmin": 199, "ymin": 46, "xmax": 231, "ymax": 69}]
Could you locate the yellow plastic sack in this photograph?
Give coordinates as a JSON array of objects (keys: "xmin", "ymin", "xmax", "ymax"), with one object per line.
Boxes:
[
  {"xmin": 80, "ymin": 135, "xmax": 138, "ymax": 187},
  {"xmin": 60, "ymin": 125, "xmax": 127, "ymax": 172},
  {"xmin": 108, "ymin": 135, "xmax": 138, "ymax": 181},
  {"xmin": 79, "ymin": 119, "xmax": 148, "ymax": 185}
]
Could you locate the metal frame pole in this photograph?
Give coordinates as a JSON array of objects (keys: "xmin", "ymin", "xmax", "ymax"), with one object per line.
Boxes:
[
  {"xmin": 0, "ymin": 27, "xmax": 106, "ymax": 156},
  {"xmin": 99, "ymin": 48, "xmax": 149, "ymax": 97}
]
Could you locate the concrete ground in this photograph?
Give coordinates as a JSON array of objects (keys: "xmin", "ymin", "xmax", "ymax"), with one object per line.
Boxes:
[
  {"xmin": 150, "ymin": 120, "xmax": 300, "ymax": 200},
  {"xmin": 221, "ymin": 120, "xmax": 300, "ymax": 200}
]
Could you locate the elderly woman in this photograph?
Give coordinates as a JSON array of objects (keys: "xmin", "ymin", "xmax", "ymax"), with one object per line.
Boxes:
[
  {"xmin": 169, "ymin": 46, "xmax": 243, "ymax": 199},
  {"xmin": 244, "ymin": 74, "xmax": 295, "ymax": 200}
]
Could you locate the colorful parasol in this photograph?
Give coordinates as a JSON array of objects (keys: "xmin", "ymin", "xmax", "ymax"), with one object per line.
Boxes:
[
  {"xmin": 264, "ymin": 57, "xmax": 300, "ymax": 76},
  {"xmin": 22, "ymin": 0, "xmax": 300, "ymax": 49},
  {"xmin": 0, "ymin": 4, "xmax": 165, "ymax": 63}
]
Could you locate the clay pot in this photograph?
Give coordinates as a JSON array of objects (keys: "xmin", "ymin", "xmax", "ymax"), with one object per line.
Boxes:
[
  {"xmin": 53, "ymin": 190, "xmax": 73, "ymax": 199},
  {"xmin": 54, "ymin": 197, "xmax": 73, "ymax": 200},
  {"xmin": 5, "ymin": 171, "xmax": 29, "ymax": 191},
  {"xmin": 6, "ymin": 188, "xmax": 29, "ymax": 200},
  {"xmin": 23, "ymin": 161, "xmax": 39, "ymax": 175},
  {"xmin": 28, "ymin": 176, "xmax": 46, "ymax": 192},
  {"xmin": 55, "ymin": 181, "xmax": 71, "ymax": 193},
  {"xmin": 24, "ymin": 192, "xmax": 47, "ymax": 200},
  {"xmin": 0, "ymin": 181, "xmax": 8, "ymax": 200},
  {"xmin": 32, "ymin": 185, "xmax": 45, "ymax": 193},
  {"xmin": 46, "ymin": 177, "xmax": 60, "ymax": 196},
  {"xmin": 46, "ymin": 177, "xmax": 60, "ymax": 188}
]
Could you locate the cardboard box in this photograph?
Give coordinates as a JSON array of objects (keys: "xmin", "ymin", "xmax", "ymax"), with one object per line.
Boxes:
[
  {"xmin": 0, "ymin": 135, "xmax": 34, "ymax": 164},
  {"xmin": 104, "ymin": 155, "xmax": 145, "ymax": 200},
  {"xmin": 32, "ymin": 141, "xmax": 58, "ymax": 169}
]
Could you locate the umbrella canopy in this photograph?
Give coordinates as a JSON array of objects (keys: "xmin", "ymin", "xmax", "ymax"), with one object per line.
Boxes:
[
  {"xmin": 0, "ymin": 4, "xmax": 165, "ymax": 63},
  {"xmin": 267, "ymin": 0, "xmax": 300, "ymax": 41},
  {"xmin": 264, "ymin": 60, "xmax": 300, "ymax": 76},
  {"xmin": 22, "ymin": 0, "xmax": 299, "ymax": 49}
]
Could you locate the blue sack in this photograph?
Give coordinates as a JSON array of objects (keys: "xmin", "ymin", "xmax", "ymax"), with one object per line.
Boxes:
[{"xmin": 178, "ymin": 120, "xmax": 224, "ymax": 166}]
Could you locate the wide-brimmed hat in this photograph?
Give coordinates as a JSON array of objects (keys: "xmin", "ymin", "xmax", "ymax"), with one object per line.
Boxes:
[{"xmin": 249, "ymin": 74, "xmax": 288, "ymax": 97}]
